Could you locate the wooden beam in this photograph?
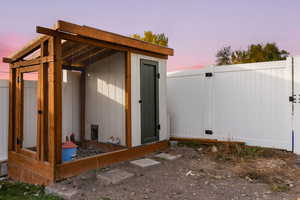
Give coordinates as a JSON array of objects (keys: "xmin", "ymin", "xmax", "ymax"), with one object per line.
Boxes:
[
  {"xmin": 56, "ymin": 20, "xmax": 174, "ymax": 56},
  {"xmin": 62, "ymin": 44, "xmax": 90, "ymax": 60},
  {"xmin": 40, "ymin": 40, "xmax": 49, "ymax": 161},
  {"xmin": 36, "ymin": 26, "xmax": 168, "ymax": 60},
  {"xmin": 8, "ymin": 67, "xmax": 16, "ymax": 151},
  {"xmin": 62, "ymin": 65, "xmax": 85, "ymax": 72},
  {"xmin": 8, "ymin": 151, "xmax": 53, "ymax": 185},
  {"xmin": 56, "ymin": 140, "xmax": 169, "ymax": 180},
  {"xmin": 125, "ymin": 51, "xmax": 132, "ymax": 148},
  {"xmin": 169, "ymin": 137, "xmax": 246, "ymax": 145},
  {"xmin": 72, "ymin": 48, "xmax": 107, "ymax": 64},
  {"xmin": 8, "ymin": 36, "xmax": 49, "ymax": 62},
  {"xmin": 3, "ymin": 57, "xmax": 13, "ymax": 63},
  {"xmin": 11, "ymin": 56, "xmax": 54, "ymax": 68},
  {"xmin": 80, "ymin": 71, "xmax": 86, "ymax": 143},
  {"xmin": 81, "ymin": 49, "xmax": 117, "ymax": 66},
  {"xmin": 48, "ymin": 37, "xmax": 63, "ymax": 169}
]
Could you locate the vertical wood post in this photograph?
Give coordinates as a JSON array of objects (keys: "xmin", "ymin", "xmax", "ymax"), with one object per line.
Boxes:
[
  {"xmin": 8, "ymin": 66, "xmax": 16, "ymax": 151},
  {"xmin": 40, "ymin": 40, "xmax": 49, "ymax": 161},
  {"xmin": 48, "ymin": 37, "xmax": 62, "ymax": 181},
  {"xmin": 125, "ymin": 51, "xmax": 132, "ymax": 147}
]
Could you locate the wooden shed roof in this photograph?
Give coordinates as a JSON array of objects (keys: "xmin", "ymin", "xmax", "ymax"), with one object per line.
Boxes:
[{"xmin": 3, "ymin": 20, "xmax": 174, "ymax": 64}]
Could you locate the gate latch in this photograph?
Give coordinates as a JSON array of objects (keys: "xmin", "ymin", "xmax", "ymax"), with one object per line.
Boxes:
[{"xmin": 289, "ymin": 95, "xmax": 296, "ymax": 103}]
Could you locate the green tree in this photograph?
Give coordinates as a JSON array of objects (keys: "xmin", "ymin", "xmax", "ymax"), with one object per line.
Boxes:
[
  {"xmin": 132, "ymin": 31, "xmax": 168, "ymax": 47},
  {"xmin": 216, "ymin": 43, "xmax": 289, "ymax": 65},
  {"xmin": 216, "ymin": 46, "xmax": 232, "ymax": 65}
]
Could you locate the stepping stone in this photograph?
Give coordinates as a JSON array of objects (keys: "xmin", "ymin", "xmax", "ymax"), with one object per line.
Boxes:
[
  {"xmin": 97, "ymin": 169, "xmax": 134, "ymax": 185},
  {"xmin": 155, "ymin": 153, "xmax": 182, "ymax": 161},
  {"xmin": 130, "ymin": 158, "xmax": 160, "ymax": 168}
]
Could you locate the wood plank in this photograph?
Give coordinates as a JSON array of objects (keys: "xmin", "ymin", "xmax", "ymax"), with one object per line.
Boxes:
[
  {"xmin": 80, "ymin": 71, "xmax": 86, "ymax": 142},
  {"xmin": 125, "ymin": 51, "xmax": 132, "ymax": 148},
  {"xmin": 8, "ymin": 67, "xmax": 16, "ymax": 151},
  {"xmin": 15, "ymin": 69, "xmax": 22, "ymax": 154},
  {"xmin": 8, "ymin": 151, "xmax": 52, "ymax": 182},
  {"xmin": 48, "ymin": 37, "xmax": 63, "ymax": 166},
  {"xmin": 169, "ymin": 137, "xmax": 246, "ymax": 145},
  {"xmin": 73, "ymin": 48, "xmax": 107, "ymax": 64},
  {"xmin": 11, "ymin": 56, "xmax": 54, "ymax": 68},
  {"xmin": 36, "ymin": 26, "xmax": 168, "ymax": 60},
  {"xmin": 62, "ymin": 44, "xmax": 90, "ymax": 60},
  {"xmin": 40, "ymin": 40, "xmax": 49, "ymax": 161},
  {"xmin": 56, "ymin": 140, "xmax": 169, "ymax": 180},
  {"xmin": 62, "ymin": 65, "xmax": 85, "ymax": 72},
  {"xmin": 3, "ymin": 57, "xmax": 13, "ymax": 63},
  {"xmin": 8, "ymin": 36, "xmax": 49, "ymax": 62},
  {"xmin": 56, "ymin": 20, "xmax": 174, "ymax": 56}
]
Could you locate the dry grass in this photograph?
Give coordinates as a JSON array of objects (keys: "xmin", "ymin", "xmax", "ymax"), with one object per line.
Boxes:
[{"xmin": 178, "ymin": 141, "xmax": 300, "ymax": 192}]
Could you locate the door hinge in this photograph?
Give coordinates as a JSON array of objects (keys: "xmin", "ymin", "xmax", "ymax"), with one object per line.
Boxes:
[
  {"xmin": 205, "ymin": 72, "xmax": 213, "ymax": 77},
  {"xmin": 157, "ymin": 73, "xmax": 160, "ymax": 79},
  {"xmin": 289, "ymin": 95, "xmax": 296, "ymax": 103},
  {"xmin": 205, "ymin": 130, "xmax": 213, "ymax": 135}
]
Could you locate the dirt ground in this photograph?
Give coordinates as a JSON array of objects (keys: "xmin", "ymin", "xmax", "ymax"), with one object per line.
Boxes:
[{"xmin": 55, "ymin": 143, "xmax": 300, "ymax": 200}]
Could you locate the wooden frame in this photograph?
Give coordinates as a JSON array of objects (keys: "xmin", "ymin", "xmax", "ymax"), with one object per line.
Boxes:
[{"xmin": 6, "ymin": 21, "xmax": 173, "ymax": 185}]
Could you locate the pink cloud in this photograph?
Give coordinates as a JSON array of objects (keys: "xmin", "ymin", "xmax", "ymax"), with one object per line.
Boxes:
[{"xmin": 0, "ymin": 33, "xmax": 30, "ymax": 75}]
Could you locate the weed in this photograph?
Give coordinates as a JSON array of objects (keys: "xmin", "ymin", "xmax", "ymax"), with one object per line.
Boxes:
[
  {"xmin": 0, "ymin": 181, "xmax": 63, "ymax": 200},
  {"xmin": 270, "ymin": 184, "xmax": 290, "ymax": 192}
]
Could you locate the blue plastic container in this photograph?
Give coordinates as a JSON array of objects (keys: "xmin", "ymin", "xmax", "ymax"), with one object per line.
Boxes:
[{"xmin": 62, "ymin": 141, "xmax": 77, "ymax": 162}]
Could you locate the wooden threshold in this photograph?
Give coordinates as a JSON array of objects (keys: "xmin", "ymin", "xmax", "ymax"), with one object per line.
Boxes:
[
  {"xmin": 56, "ymin": 140, "xmax": 169, "ymax": 180},
  {"xmin": 170, "ymin": 137, "xmax": 245, "ymax": 145}
]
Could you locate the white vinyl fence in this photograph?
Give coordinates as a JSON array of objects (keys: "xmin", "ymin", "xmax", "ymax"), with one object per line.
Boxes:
[
  {"xmin": 168, "ymin": 57, "xmax": 300, "ymax": 153},
  {"xmin": 0, "ymin": 80, "xmax": 8, "ymax": 162}
]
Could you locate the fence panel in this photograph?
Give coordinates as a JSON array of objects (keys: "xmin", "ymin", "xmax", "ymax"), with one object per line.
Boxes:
[
  {"xmin": 0, "ymin": 80, "xmax": 8, "ymax": 161},
  {"xmin": 168, "ymin": 60, "xmax": 293, "ymax": 151}
]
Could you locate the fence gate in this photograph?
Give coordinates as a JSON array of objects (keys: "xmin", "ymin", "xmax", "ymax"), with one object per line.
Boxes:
[{"xmin": 292, "ymin": 56, "xmax": 300, "ymax": 154}]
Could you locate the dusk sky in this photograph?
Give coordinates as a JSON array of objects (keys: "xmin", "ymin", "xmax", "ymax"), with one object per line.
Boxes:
[{"xmin": 1, "ymin": 0, "xmax": 300, "ymax": 72}]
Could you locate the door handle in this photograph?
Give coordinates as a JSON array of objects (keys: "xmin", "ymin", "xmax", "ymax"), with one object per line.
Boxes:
[
  {"xmin": 139, "ymin": 100, "xmax": 142, "ymax": 104},
  {"xmin": 38, "ymin": 110, "xmax": 43, "ymax": 114}
]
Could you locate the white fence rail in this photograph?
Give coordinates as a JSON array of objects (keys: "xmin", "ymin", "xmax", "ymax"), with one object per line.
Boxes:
[{"xmin": 168, "ymin": 59, "xmax": 295, "ymax": 152}]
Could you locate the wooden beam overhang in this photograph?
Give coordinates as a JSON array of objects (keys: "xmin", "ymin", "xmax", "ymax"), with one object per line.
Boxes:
[
  {"xmin": 10, "ymin": 56, "xmax": 54, "ymax": 68},
  {"xmin": 7, "ymin": 36, "xmax": 50, "ymax": 63},
  {"xmin": 36, "ymin": 26, "xmax": 169, "ymax": 59},
  {"xmin": 56, "ymin": 20, "xmax": 174, "ymax": 56}
]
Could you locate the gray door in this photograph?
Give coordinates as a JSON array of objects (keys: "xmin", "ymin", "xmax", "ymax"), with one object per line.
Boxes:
[{"xmin": 140, "ymin": 59, "xmax": 159, "ymax": 144}]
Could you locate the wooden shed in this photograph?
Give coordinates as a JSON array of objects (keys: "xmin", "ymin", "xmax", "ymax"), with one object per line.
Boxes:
[{"xmin": 2, "ymin": 20, "xmax": 174, "ymax": 185}]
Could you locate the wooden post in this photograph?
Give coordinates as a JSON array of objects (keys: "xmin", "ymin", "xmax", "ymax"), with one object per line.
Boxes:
[
  {"xmin": 40, "ymin": 40, "xmax": 49, "ymax": 161},
  {"xmin": 125, "ymin": 51, "xmax": 132, "ymax": 147},
  {"xmin": 48, "ymin": 37, "xmax": 62, "ymax": 181},
  {"xmin": 8, "ymin": 66, "xmax": 16, "ymax": 151}
]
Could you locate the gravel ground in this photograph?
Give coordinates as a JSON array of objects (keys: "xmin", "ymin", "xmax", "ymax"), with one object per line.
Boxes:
[{"xmin": 54, "ymin": 145, "xmax": 300, "ymax": 200}]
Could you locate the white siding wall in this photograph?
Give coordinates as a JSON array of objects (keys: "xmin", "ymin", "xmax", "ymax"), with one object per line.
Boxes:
[
  {"xmin": 0, "ymin": 80, "xmax": 8, "ymax": 162},
  {"xmin": 168, "ymin": 60, "xmax": 293, "ymax": 151},
  {"xmin": 62, "ymin": 71, "xmax": 81, "ymax": 142},
  {"xmin": 85, "ymin": 52, "xmax": 126, "ymax": 145},
  {"xmin": 131, "ymin": 53, "xmax": 168, "ymax": 147}
]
